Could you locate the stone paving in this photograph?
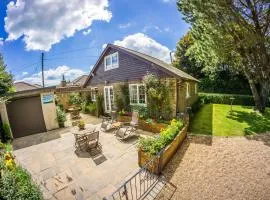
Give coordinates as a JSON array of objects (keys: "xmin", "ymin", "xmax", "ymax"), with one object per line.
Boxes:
[{"xmin": 13, "ymin": 124, "xmax": 140, "ymax": 200}]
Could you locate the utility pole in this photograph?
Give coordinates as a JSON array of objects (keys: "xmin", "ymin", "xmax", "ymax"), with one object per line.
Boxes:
[
  {"xmin": 41, "ymin": 52, "xmax": 45, "ymax": 87},
  {"xmin": 170, "ymin": 51, "xmax": 174, "ymax": 64}
]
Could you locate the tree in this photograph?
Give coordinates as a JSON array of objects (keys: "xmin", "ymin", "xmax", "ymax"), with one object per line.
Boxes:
[
  {"xmin": 0, "ymin": 53, "xmax": 13, "ymax": 95},
  {"xmin": 174, "ymin": 32, "xmax": 251, "ymax": 94},
  {"xmin": 173, "ymin": 31, "xmax": 204, "ymax": 79},
  {"xmin": 177, "ymin": 0, "xmax": 270, "ymax": 112}
]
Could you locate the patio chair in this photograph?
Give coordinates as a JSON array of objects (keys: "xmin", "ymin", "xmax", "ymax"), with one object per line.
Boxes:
[
  {"xmin": 73, "ymin": 129, "xmax": 97, "ymax": 151},
  {"xmin": 86, "ymin": 131, "xmax": 100, "ymax": 151},
  {"xmin": 115, "ymin": 112, "xmax": 139, "ymax": 140},
  {"xmin": 100, "ymin": 110, "xmax": 118, "ymax": 131}
]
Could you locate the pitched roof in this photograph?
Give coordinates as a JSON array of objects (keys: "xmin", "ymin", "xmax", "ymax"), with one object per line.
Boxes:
[
  {"xmin": 70, "ymin": 75, "xmax": 88, "ymax": 86},
  {"xmin": 84, "ymin": 44, "xmax": 199, "ymax": 86},
  {"xmin": 14, "ymin": 81, "xmax": 41, "ymax": 92}
]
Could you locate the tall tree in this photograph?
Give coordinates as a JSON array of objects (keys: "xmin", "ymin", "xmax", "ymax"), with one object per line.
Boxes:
[
  {"xmin": 178, "ymin": 0, "xmax": 270, "ymax": 112},
  {"xmin": 174, "ymin": 32, "xmax": 251, "ymax": 94},
  {"xmin": 0, "ymin": 53, "xmax": 13, "ymax": 95},
  {"xmin": 173, "ymin": 32, "xmax": 204, "ymax": 79}
]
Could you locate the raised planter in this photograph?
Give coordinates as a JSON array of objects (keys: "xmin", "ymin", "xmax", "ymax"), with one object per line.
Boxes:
[
  {"xmin": 138, "ymin": 122, "xmax": 189, "ymax": 174},
  {"xmin": 117, "ymin": 115, "xmax": 167, "ymax": 133}
]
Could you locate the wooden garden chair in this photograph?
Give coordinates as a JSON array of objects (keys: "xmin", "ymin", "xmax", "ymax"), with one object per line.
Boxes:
[
  {"xmin": 115, "ymin": 112, "xmax": 139, "ymax": 140},
  {"xmin": 100, "ymin": 110, "xmax": 118, "ymax": 131}
]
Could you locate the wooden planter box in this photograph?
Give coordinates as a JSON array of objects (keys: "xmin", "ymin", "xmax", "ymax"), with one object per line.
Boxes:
[
  {"xmin": 117, "ymin": 116, "xmax": 167, "ymax": 133},
  {"xmin": 138, "ymin": 123, "xmax": 188, "ymax": 174}
]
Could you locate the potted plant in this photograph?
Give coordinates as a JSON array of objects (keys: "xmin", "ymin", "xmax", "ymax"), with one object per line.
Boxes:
[
  {"xmin": 78, "ymin": 120, "xmax": 85, "ymax": 130},
  {"xmin": 56, "ymin": 107, "xmax": 67, "ymax": 128}
]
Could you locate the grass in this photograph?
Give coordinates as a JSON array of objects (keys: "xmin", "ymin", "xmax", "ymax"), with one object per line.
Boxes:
[{"xmin": 190, "ymin": 104, "xmax": 270, "ymax": 136}]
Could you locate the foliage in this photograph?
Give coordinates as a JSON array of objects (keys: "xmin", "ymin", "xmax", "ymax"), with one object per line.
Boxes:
[
  {"xmin": 78, "ymin": 120, "xmax": 85, "ymax": 130},
  {"xmin": 143, "ymin": 74, "xmax": 173, "ymax": 120},
  {"xmin": 115, "ymin": 83, "xmax": 130, "ymax": 112},
  {"xmin": 0, "ymin": 147, "xmax": 43, "ymax": 200},
  {"xmin": 1, "ymin": 122, "xmax": 12, "ymax": 142},
  {"xmin": 96, "ymin": 93, "xmax": 104, "ymax": 117},
  {"xmin": 68, "ymin": 93, "xmax": 82, "ymax": 106},
  {"xmin": 173, "ymin": 32, "xmax": 251, "ymax": 94},
  {"xmin": 86, "ymin": 103, "xmax": 97, "ymax": 115},
  {"xmin": 199, "ymin": 93, "xmax": 259, "ymax": 106},
  {"xmin": 190, "ymin": 104, "xmax": 270, "ymax": 136},
  {"xmin": 131, "ymin": 105, "xmax": 149, "ymax": 119},
  {"xmin": 56, "ymin": 106, "xmax": 66, "ymax": 127},
  {"xmin": 0, "ymin": 54, "xmax": 13, "ymax": 95},
  {"xmin": 138, "ymin": 119, "xmax": 184, "ymax": 155},
  {"xmin": 177, "ymin": 0, "xmax": 270, "ymax": 112}
]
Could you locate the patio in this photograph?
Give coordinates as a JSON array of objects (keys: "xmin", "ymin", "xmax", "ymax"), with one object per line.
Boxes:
[{"xmin": 13, "ymin": 124, "xmax": 141, "ymax": 200}]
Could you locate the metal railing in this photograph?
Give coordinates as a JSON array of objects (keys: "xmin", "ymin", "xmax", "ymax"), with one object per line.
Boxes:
[{"xmin": 104, "ymin": 157, "xmax": 160, "ymax": 200}]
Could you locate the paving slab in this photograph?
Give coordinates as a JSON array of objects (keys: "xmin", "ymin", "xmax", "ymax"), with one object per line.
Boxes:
[{"xmin": 13, "ymin": 123, "xmax": 141, "ymax": 199}]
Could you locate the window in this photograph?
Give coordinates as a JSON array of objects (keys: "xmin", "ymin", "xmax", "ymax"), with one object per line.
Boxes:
[
  {"xmin": 91, "ymin": 88, "xmax": 98, "ymax": 101},
  {"xmin": 186, "ymin": 82, "xmax": 190, "ymax": 98},
  {"xmin": 129, "ymin": 84, "xmax": 146, "ymax": 105},
  {"xmin": 195, "ymin": 83, "xmax": 198, "ymax": 94},
  {"xmin": 104, "ymin": 52, "xmax": 119, "ymax": 71}
]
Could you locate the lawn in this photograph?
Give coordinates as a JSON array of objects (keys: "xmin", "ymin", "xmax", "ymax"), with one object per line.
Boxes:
[{"xmin": 190, "ymin": 104, "xmax": 270, "ymax": 136}]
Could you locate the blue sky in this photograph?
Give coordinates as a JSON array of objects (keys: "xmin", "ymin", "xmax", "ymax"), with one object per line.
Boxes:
[{"xmin": 0, "ymin": 0, "xmax": 189, "ymax": 86}]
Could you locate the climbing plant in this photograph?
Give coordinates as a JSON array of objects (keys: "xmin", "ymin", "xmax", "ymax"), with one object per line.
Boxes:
[{"xmin": 143, "ymin": 74, "xmax": 173, "ymax": 121}]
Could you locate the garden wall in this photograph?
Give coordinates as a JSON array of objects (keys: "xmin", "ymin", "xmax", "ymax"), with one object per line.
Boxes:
[{"xmin": 138, "ymin": 119, "xmax": 189, "ymax": 174}]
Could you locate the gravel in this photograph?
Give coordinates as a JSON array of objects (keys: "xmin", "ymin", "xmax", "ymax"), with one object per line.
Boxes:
[{"xmin": 157, "ymin": 134, "xmax": 270, "ymax": 200}]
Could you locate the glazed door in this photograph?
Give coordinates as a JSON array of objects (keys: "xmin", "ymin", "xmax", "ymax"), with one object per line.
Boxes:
[{"xmin": 104, "ymin": 86, "xmax": 114, "ymax": 113}]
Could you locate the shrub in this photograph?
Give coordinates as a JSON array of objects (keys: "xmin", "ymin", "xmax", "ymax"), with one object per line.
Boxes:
[
  {"xmin": 199, "ymin": 93, "xmax": 256, "ymax": 106},
  {"xmin": 138, "ymin": 119, "xmax": 184, "ymax": 155},
  {"xmin": 2, "ymin": 122, "xmax": 12, "ymax": 142},
  {"xmin": 68, "ymin": 93, "xmax": 82, "ymax": 106},
  {"xmin": 96, "ymin": 94, "xmax": 104, "ymax": 117},
  {"xmin": 131, "ymin": 105, "xmax": 149, "ymax": 119},
  {"xmin": 0, "ymin": 147, "xmax": 43, "ymax": 200},
  {"xmin": 56, "ymin": 107, "xmax": 66, "ymax": 127},
  {"xmin": 86, "ymin": 103, "xmax": 97, "ymax": 115}
]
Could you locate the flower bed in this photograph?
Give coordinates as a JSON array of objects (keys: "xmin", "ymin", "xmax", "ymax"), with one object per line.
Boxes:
[
  {"xmin": 138, "ymin": 119, "xmax": 188, "ymax": 174},
  {"xmin": 117, "ymin": 115, "xmax": 167, "ymax": 133},
  {"xmin": 0, "ymin": 143, "xmax": 43, "ymax": 199}
]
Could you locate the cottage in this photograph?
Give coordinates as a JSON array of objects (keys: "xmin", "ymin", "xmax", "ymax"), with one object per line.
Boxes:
[{"xmin": 84, "ymin": 44, "xmax": 199, "ymax": 117}]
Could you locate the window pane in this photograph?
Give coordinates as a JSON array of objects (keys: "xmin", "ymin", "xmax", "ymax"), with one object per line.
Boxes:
[
  {"xmin": 105, "ymin": 56, "xmax": 111, "ymax": 67},
  {"xmin": 130, "ymin": 85, "xmax": 138, "ymax": 104},
  {"xmin": 112, "ymin": 53, "xmax": 118, "ymax": 66},
  {"xmin": 138, "ymin": 85, "xmax": 146, "ymax": 104}
]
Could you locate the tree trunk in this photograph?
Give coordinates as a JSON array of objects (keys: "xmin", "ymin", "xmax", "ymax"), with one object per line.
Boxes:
[{"xmin": 244, "ymin": 70, "xmax": 269, "ymax": 113}]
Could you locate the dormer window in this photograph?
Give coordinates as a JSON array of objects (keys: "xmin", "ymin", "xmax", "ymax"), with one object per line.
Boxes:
[{"xmin": 104, "ymin": 52, "xmax": 119, "ymax": 71}]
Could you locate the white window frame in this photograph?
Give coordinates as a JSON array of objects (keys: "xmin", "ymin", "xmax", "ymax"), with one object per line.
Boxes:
[
  {"xmin": 91, "ymin": 87, "xmax": 98, "ymax": 102},
  {"xmin": 186, "ymin": 82, "xmax": 190, "ymax": 99},
  {"xmin": 195, "ymin": 83, "xmax": 198, "ymax": 94},
  {"xmin": 129, "ymin": 84, "xmax": 147, "ymax": 106},
  {"xmin": 104, "ymin": 52, "xmax": 119, "ymax": 71}
]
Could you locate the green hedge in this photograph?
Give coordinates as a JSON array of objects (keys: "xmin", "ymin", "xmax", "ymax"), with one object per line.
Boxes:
[{"xmin": 199, "ymin": 93, "xmax": 255, "ymax": 106}]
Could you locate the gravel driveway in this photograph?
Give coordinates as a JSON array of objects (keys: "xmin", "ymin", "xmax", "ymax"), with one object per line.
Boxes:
[{"xmin": 158, "ymin": 134, "xmax": 270, "ymax": 200}]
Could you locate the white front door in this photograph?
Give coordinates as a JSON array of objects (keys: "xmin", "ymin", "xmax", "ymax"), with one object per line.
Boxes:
[{"xmin": 104, "ymin": 86, "xmax": 114, "ymax": 113}]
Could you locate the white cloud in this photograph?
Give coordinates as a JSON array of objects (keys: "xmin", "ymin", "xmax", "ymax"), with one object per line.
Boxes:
[
  {"xmin": 102, "ymin": 43, "xmax": 107, "ymax": 49},
  {"xmin": 113, "ymin": 33, "xmax": 171, "ymax": 63},
  {"xmin": 0, "ymin": 38, "xmax": 3, "ymax": 46},
  {"xmin": 5, "ymin": 0, "xmax": 112, "ymax": 51},
  {"xmin": 82, "ymin": 29, "xmax": 92, "ymax": 36},
  {"xmin": 162, "ymin": 0, "xmax": 175, "ymax": 3},
  {"xmin": 164, "ymin": 27, "xmax": 171, "ymax": 32},
  {"xmin": 119, "ymin": 23, "xmax": 131, "ymax": 29},
  {"xmin": 22, "ymin": 72, "xmax": 28, "ymax": 76},
  {"xmin": 19, "ymin": 65, "xmax": 86, "ymax": 86}
]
